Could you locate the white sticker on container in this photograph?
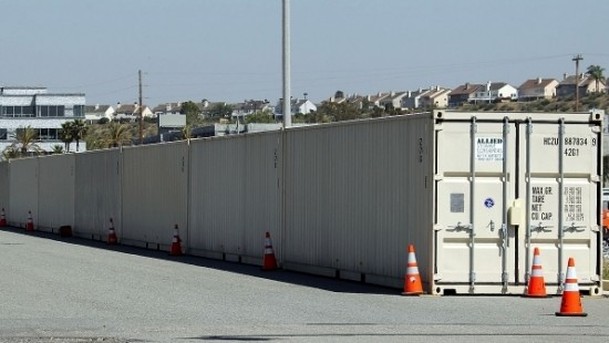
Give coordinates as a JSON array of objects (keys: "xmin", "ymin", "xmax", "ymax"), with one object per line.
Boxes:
[{"xmin": 476, "ymin": 137, "xmax": 503, "ymax": 162}]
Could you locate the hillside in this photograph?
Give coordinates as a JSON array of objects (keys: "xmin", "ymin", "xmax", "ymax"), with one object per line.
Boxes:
[{"xmin": 457, "ymin": 93, "xmax": 609, "ymax": 114}]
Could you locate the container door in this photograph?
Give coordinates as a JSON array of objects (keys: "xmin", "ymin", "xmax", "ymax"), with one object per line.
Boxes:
[
  {"xmin": 435, "ymin": 117, "xmax": 516, "ymax": 292},
  {"xmin": 518, "ymin": 118, "xmax": 600, "ymax": 291}
]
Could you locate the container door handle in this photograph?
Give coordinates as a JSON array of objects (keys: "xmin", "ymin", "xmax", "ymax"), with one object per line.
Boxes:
[
  {"xmin": 531, "ymin": 222, "xmax": 553, "ymax": 233},
  {"xmin": 447, "ymin": 222, "xmax": 473, "ymax": 233},
  {"xmin": 563, "ymin": 223, "xmax": 586, "ymax": 233}
]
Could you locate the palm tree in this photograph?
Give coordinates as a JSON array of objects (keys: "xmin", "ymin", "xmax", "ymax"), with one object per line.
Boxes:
[
  {"xmin": 12, "ymin": 126, "xmax": 42, "ymax": 156},
  {"xmin": 181, "ymin": 124, "xmax": 192, "ymax": 140},
  {"xmin": 105, "ymin": 122, "xmax": 132, "ymax": 148},
  {"xmin": 586, "ymin": 65, "xmax": 605, "ymax": 93},
  {"xmin": 59, "ymin": 121, "xmax": 74, "ymax": 152},
  {"xmin": 70, "ymin": 119, "xmax": 87, "ymax": 152},
  {"xmin": 51, "ymin": 145, "xmax": 64, "ymax": 154},
  {"xmin": 1, "ymin": 146, "xmax": 19, "ymax": 160}
]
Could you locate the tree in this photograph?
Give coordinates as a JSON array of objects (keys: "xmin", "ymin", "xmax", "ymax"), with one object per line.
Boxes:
[
  {"xmin": 12, "ymin": 126, "xmax": 42, "ymax": 156},
  {"xmin": 208, "ymin": 103, "xmax": 234, "ymax": 118},
  {"xmin": 315, "ymin": 102, "xmax": 361, "ymax": 122},
  {"xmin": 180, "ymin": 124, "xmax": 192, "ymax": 140},
  {"xmin": 586, "ymin": 65, "xmax": 605, "ymax": 93},
  {"xmin": 105, "ymin": 122, "xmax": 132, "ymax": 148},
  {"xmin": 245, "ymin": 110, "xmax": 275, "ymax": 124},
  {"xmin": 180, "ymin": 101, "xmax": 203, "ymax": 126},
  {"xmin": 59, "ymin": 121, "xmax": 74, "ymax": 152},
  {"xmin": 70, "ymin": 119, "xmax": 87, "ymax": 152}
]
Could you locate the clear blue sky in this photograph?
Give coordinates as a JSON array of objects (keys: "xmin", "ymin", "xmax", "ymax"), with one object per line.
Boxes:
[{"xmin": 1, "ymin": 0, "xmax": 608, "ymax": 107}]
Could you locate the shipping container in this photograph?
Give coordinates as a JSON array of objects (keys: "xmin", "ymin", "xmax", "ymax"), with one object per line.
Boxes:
[
  {"xmin": 431, "ymin": 110, "xmax": 603, "ymax": 295},
  {"xmin": 283, "ymin": 110, "xmax": 603, "ymax": 295}
]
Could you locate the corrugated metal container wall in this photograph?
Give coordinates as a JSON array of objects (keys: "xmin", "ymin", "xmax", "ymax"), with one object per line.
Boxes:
[
  {"xmin": 37, "ymin": 154, "xmax": 75, "ymax": 232},
  {"xmin": 0, "ymin": 162, "xmax": 9, "ymax": 212},
  {"xmin": 121, "ymin": 142, "xmax": 188, "ymax": 248},
  {"xmin": 283, "ymin": 116, "xmax": 434, "ymax": 287},
  {"xmin": 74, "ymin": 149, "xmax": 121, "ymax": 240},
  {"xmin": 8, "ymin": 157, "xmax": 38, "ymax": 228},
  {"xmin": 189, "ymin": 132, "xmax": 281, "ymax": 262}
]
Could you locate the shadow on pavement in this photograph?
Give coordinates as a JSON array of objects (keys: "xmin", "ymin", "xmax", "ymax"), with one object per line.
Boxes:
[{"xmin": 1, "ymin": 226, "xmax": 397, "ymax": 296}]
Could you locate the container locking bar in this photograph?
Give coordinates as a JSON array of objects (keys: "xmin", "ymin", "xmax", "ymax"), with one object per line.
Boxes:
[
  {"xmin": 563, "ymin": 223, "xmax": 585, "ymax": 233},
  {"xmin": 447, "ymin": 222, "xmax": 473, "ymax": 233},
  {"xmin": 531, "ymin": 222, "xmax": 553, "ymax": 233}
]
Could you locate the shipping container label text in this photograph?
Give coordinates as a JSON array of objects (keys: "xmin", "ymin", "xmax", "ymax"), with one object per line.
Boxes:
[
  {"xmin": 542, "ymin": 136, "xmax": 596, "ymax": 157},
  {"xmin": 476, "ymin": 137, "xmax": 503, "ymax": 162},
  {"xmin": 564, "ymin": 186, "xmax": 584, "ymax": 222},
  {"xmin": 531, "ymin": 186, "xmax": 553, "ymax": 221}
]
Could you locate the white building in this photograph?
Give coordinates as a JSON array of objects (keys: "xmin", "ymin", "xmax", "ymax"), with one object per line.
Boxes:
[
  {"xmin": 470, "ymin": 82, "xmax": 518, "ymax": 103},
  {"xmin": 0, "ymin": 86, "xmax": 86, "ymax": 153}
]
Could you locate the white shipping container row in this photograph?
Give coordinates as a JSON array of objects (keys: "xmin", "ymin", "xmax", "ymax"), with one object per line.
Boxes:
[
  {"xmin": 74, "ymin": 149, "xmax": 122, "ymax": 240},
  {"xmin": 0, "ymin": 110, "xmax": 603, "ymax": 295},
  {"xmin": 0, "ymin": 162, "xmax": 8, "ymax": 214}
]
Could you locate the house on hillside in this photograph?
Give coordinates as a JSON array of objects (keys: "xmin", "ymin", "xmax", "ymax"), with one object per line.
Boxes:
[
  {"xmin": 517, "ymin": 78, "xmax": 559, "ymax": 101},
  {"xmin": 113, "ymin": 102, "xmax": 154, "ymax": 121},
  {"xmin": 0, "ymin": 86, "xmax": 86, "ymax": 153},
  {"xmin": 85, "ymin": 104, "xmax": 115, "ymax": 123},
  {"xmin": 401, "ymin": 89, "xmax": 433, "ymax": 109},
  {"xmin": 232, "ymin": 99, "xmax": 274, "ymax": 118},
  {"xmin": 556, "ymin": 74, "xmax": 607, "ymax": 99},
  {"xmin": 152, "ymin": 102, "xmax": 184, "ymax": 116},
  {"xmin": 470, "ymin": 82, "xmax": 518, "ymax": 103},
  {"xmin": 448, "ymin": 83, "xmax": 482, "ymax": 107},
  {"xmin": 365, "ymin": 92, "xmax": 391, "ymax": 109},
  {"xmin": 275, "ymin": 98, "xmax": 317, "ymax": 116},
  {"xmin": 419, "ymin": 87, "xmax": 451, "ymax": 109},
  {"xmin": 379, "ymin": 91, "xmax": 408, "ymax": 110}
]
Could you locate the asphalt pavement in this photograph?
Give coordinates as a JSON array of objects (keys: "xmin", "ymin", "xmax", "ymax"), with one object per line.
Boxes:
[{"xmin": 1, "ymin": 228, "xmax": 608, "ymax": 343}]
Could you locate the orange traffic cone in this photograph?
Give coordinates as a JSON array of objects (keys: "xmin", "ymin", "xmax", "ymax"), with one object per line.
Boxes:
[
  {"xmin": 26, "ymin": 211, "xmax": 34, "ymax": 231},
  {"xmin": 402, "ymin": 244, "xmax": 424, "ymax": 295},
  {"xmin": 555, "ymin": 257, "xmax": 587, "ymax": 317},
  {"xmin": 524, "ymin": 247, "xmax": 547, "ymax": 297},
  {"xmin": 107, "ymin": 218, "xmax": 118, "ymax": 245},
  {"xmin": 0, "ymin": 208, "xmax": 6, "ymax": 227},
  {"xmin": 262, "ymin": 232, "xmax": 278, "ymax": 271},
  {"xmin": 170, "ymin": 224, "xmax": 182, "ymax": 256}
]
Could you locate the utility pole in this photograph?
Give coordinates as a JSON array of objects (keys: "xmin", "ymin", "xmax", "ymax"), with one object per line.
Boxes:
[
  {"xmin": 572, "ymin": 54, "xmax": 583, "ymax": 112},
  {"xmin": 138, "ymin": 69, "xmax": 143, "ymax": 144},
  {"xmin": 282, "ymin": 0, "xmax": 291, "ymax": 127}
]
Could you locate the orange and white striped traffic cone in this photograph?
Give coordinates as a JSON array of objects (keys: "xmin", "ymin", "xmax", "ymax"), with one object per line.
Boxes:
[
  {"xmin": 107, "ymin": 218, "xmax": 118, "ymax": 245},
  {"xmin": 524, "ymin": 247, "xmax": 547, "ymax": 297},
  {"xmin": 25, "ymin": 211, "xmax": 34, "ymax": 231},
  {"xmin": 170, "ymin": 224, "xmax": 182, "ymax": 256},
  {"xmin": 555, "ymin": 257, "xmax": 587, "ymax": 317},
  {"xmin": 262, "ymin": 232, "xmax": 278, "ymax": 271},
  {"xmin": 402, "ymin": 244, "xmax": 423, "ymax": 295},
  {"xmin": 0, "ymin": 208, "xmax": 6, "ymax": 227}
]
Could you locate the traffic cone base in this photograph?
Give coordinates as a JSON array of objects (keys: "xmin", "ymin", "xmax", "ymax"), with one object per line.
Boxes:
[
  {"xmin": 555, "ymin": 257, "xmax": 587, "ymax": 317},
  {"xmin": 524, "ymin": 247, "xmax": 547, "ymax": 298},
  {"xmin": 262, "ymin": 232, "xmax": 278, "ymax": 271},
  {"xmin": 26, "ymin": 211, "xmax": 34, "ymax": 231},
  {"xmin": 402, "ymin": 244, "xmax": 423, "ymax": 295},
  {"xmin": 170, "ymin": 224, "xmax": 182, "ymax": 256},
  {"xmin": 107, "ymin": 218, "xmax": 118, "ymax": 245},
  {"xmin": 0, "ymin": 208, "xmax": 6, "ymax": 227}
]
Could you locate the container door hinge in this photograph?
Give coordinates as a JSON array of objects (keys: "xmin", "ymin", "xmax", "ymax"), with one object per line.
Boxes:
[
  {"xmin": 433, "ymin": 224, "xmax": 444, "ymax": 232},
  {"xmin": 590, "ymin": 225, "xmax": 600, "ymax": 233},
  {"xmin": 590, "ymin": 275, "xmax": 600, "ymax": 282}
]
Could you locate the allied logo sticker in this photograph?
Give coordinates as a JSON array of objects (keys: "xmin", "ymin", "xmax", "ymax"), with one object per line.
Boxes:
[{"xmin": 484, "ymin": 198, "xmax": 495, "ymax": 208}]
